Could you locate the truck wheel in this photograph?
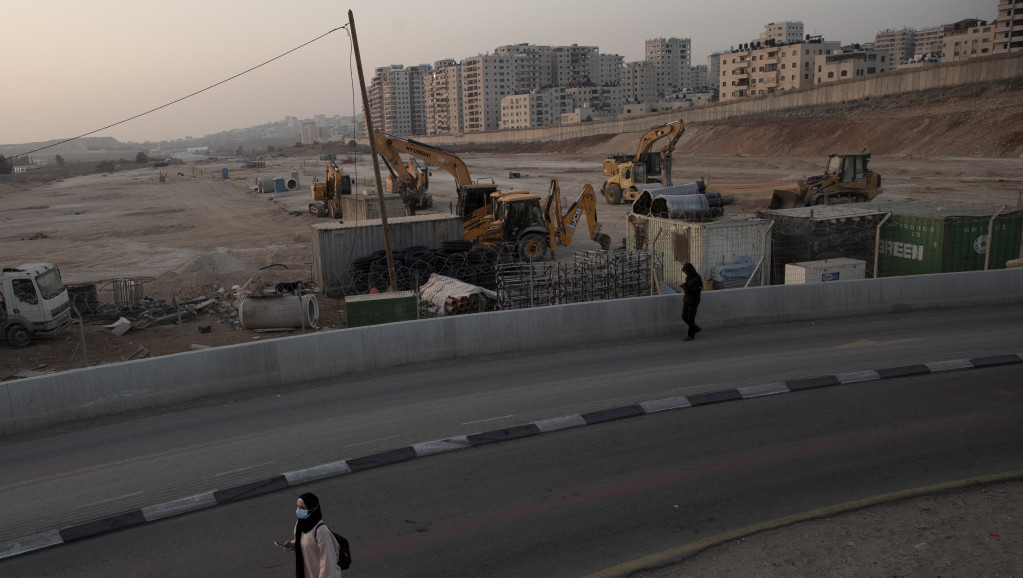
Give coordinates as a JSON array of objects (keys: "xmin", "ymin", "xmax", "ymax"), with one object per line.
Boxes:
[
  {"xmin": 605, "ymin": 184, "xmax": 623, "ymax": 205},
  {"xmin": 5, "ymin": 324, "xmax": 30, "ymax": 349},
  {"xmin": 517, "ymin": 233, "xmax": 548, "ymax": 261}
]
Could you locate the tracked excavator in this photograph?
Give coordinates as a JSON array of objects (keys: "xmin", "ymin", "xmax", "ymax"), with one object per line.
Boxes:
[
  {"xmin": 464, "ymin": 178, "xmax": 611, "ymax": 260},
  {"xmin": 601, "ymin": 120, "xmax": 684, "ymax": 205},
  {"xmin": 769, "ymin": 153, "xmax": 882, "ymax": 209},
  {"xmin": 372, "ymin": 129, "xmax": 498, "ymax": 218}
]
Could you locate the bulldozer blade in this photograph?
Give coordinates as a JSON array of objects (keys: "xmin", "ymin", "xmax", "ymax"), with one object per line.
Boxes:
[{"xmin": 768, "ymin": 189, "xmax": 802, "ymax": 210}]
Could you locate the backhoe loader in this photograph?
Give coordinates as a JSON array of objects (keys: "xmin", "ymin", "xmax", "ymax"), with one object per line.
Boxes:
[
  {"xmin": 602, "ymin": 120, "xmax": 684, "ymax": 205},
  {"xmin": 769, "ymin": 153, "xmax": 882, "ymax": 209},
  {"xmin": 308, "ymin": 163, "xmax": 352, "ymax": 218},
  {"xmin": 463, "ymin": 179, "xmax": 611, "ymax": 260}
]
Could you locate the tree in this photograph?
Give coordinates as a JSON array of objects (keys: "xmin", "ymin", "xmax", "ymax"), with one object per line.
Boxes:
[
  {"xmin": 55, "ymin": 154, "xmax": 65, "ymax": 166},
  {"xmin": 96, "ymin": 160, "xmax": 115, "ymax": 173},
  {"xmin": 135, "ymin": 152, "xmax": 149, "ymax": 164},
  {"xmin": 0, "ymin": 155, "xmax": 11, "ymax": 174},
  {"xmin": 235, "ymin": 146, "xmax": 244, "ymax": 155}
]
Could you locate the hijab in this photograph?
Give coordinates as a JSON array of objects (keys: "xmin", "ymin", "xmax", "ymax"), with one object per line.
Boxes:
[{"xmin": 295, "ymin": 492, "xmax": 324, "ymax": 577}]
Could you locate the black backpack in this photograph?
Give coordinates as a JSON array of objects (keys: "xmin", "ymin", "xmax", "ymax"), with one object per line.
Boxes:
[{"xmin": 317, "ymin": 522, "xmax": 352, "ymax": 570}]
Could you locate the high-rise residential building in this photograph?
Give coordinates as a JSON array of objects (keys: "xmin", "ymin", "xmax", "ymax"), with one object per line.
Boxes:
[
  {"xmin": 875, "ymin": 28, "xmax": 917, "ymax": 64},
  {"xmin": 595, "ymin": 52, "xmax": 625, "ymax": 87},
  {"xmin": 424, "ymin": 59, "xmax": 462, "ymax": 136},
  {"xmin": 645, "ymin": 37, "xmax": 692, "ymax": 97},
  {"xmin": 995, "ymin": 0, "xmax": 1023, "ymax": 53},
  {"xmin": 565, "ymin": 85, "xmax": 625, "ymax": 115},
  {"xmin": 300, "ymin": 121, "xmax": 316, "ymax": 145},
  {"xmin": 718, "ymin": 37, "xmax": 840, "ymax": 102},
  {"xmin": 707, "ymin": 51, "xmax": 726, "ymax": 94},
  {"xmin": 461, "ymin": 53, "xmax": 517, "ymax": 133},
  {"xmin": 943, "ymin": 19, "xmax": 997, "ymax": 61},
  {"xmin": 759, "ymin": 21, "xmax": 805, "ymax": 45},
  {"xmin": 495, "ymin": 43, "xmax": 554, "ymax": 91},
  {"xmin": 620, "ymin": 60, "xmax": 657, "ymax": 104},
  {"xmin": 407, "ymin": 64, "xmax": 431, "ymax": 136},
  {"xmin": 552, "ymin": 44, "xmax": 601, "ymax": 86},
  {"xmin": 368, "ymin": 64, "xmax": 432, "ymax": 136}
]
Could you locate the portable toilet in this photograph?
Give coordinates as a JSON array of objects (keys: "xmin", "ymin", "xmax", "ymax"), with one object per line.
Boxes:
[{"xmin": 221, "ymin": 168, "xmax": 229, "ymax": 179}]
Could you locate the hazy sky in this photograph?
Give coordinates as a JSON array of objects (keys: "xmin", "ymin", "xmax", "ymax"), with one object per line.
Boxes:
[{"xmin": 4, "ymin": 0, "xmax": 994, "ymax": 145}]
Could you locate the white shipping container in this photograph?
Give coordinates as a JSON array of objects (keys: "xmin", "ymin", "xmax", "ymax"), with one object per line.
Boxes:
[
  {"xmin": 625, "ymin": 214, "xmax": 771, "ymax": 290},
  {"xmin": 341, "ymin": 191, "xmax": 405, "ymax": 221},
  {"xmin": 784, "ymin": 258, "xmax": 866, "ymax": 284}
]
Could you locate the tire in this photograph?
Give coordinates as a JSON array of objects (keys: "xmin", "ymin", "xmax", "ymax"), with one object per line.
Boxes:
[
  {"xmin": 605, "ymin": 183, "xmax": 623, "ymax": 205},
  {"xmin": 517, "ymin": 233, "xmax": 549, "ymax": 261},
  {"xmin": 5, "ymin": 324, "xmax": 31, "ymax": 349}
]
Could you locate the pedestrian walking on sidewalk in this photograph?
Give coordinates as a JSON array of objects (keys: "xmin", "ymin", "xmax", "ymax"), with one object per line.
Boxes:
[
  {"xmin": 277, "ymin": 492, "xmax": 343, "ymax": 578},
  {"xmin": 681, "ymin": 262, "xmax": 703, "ymax": 341}
]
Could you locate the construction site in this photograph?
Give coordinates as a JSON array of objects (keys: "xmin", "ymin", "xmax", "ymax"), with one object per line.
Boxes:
[{"xmin": 2, "ymin": 76, "xmax": 1023, "ymax": 380}]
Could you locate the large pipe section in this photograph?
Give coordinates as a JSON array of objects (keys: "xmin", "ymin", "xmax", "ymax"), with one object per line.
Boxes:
[{"xmin": 239, "ymin": 294, "xmax": 319, "ymax": 330}]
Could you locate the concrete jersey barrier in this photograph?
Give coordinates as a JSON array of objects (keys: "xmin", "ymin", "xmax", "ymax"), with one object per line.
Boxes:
[{"xmin": 1, "ymin": 269, "xmax": 1021, "ymax": 436}]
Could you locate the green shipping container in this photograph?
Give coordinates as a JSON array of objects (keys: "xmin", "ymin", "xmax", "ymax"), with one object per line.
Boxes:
[
  {"xmin": 345, "ymin": 291, "xmax": 418, "ymax": 328},
  {"xmin": 875, "ymin": 203, "xmax": 1023, "ymax": 277}
]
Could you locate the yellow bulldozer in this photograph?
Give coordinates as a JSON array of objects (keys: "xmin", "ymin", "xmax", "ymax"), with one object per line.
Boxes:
[{"xmin": 769, "ymin": 153, "xmax": 882, "ymax": 210}]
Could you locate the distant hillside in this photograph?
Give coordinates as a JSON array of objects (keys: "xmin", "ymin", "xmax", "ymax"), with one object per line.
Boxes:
[
  {"xmin": 0, "ymin": 137, "xmax": 127, "ymax": 159},
  {"xmin": 516, "ymin": 81, "xmax": 1023, "ymax": 159}
]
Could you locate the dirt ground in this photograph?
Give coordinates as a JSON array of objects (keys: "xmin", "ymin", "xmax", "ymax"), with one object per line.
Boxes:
[{"xmin": 2, "ymin": 86, "xmax": 1023, "ymax": 575}]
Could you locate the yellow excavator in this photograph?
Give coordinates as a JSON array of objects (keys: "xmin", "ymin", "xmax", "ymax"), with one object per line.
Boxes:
[
  {"xmin": 308, "ymin": 163, "xmax": 352, "ymax": 218},
  {"xmin": 373, "ymin": 129, "xmax": 498, "ymax": 217},
  {"xmin": 464, "ymin": 178, "xmax": 611, "ymax": 260},
  {"xmin": 601, "ymin": 120, "xmax": 684, "ymax": 205},
  {"xmin": 769, "ymin": 153, "xmax": 883, "ymax": 209}
]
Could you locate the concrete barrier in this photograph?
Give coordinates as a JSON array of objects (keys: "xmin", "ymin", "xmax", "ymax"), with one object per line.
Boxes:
[{"xmin": 1, "ymin": 269, "xmax": 1020, "ymax": 436}]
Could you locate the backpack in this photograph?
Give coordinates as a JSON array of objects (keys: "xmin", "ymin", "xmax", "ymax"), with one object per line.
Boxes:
[{"xmin": 316, "ymin": 522, "xmax": 352, "ymax": 570}]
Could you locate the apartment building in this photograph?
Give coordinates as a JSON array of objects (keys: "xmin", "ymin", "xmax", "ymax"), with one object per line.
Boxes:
[
  {"xmin": 552, "ymin": 44, "xmax": 601, "ymax": 86},
  {"xmin": 707, "ymin": 51, "xmax": 726, "ymax": 92},
  {"xmin": 424, "ymin": 60, "xmax": 462, "ymax": 136},
  {"xmin": 565, "ymin": 85, "xmax": 625, "ymax": 115},
  {"xmin": 499, "ymin": 88, "xmax": 570, "ymax": 129},
  {"xmin": 759, "ymin": 21, "xmax": 804, "ymax": 45},
  {"xmin": 815, "ymin": 49, "xmax": 891, "ymax": 84},
  {"xmin": 620, "ymin": 60, "xmax": 657, "ymax": 104},
  {"xmin": 645, "ymin": 37, "xmax": 692, "ymax": 97},
  {"xmin": 718, "ymin": 37, "xmax": 840, "ymax": 102},
  {"xmin": 995, "ymin": 0, "xmax": 1023, "ymax": 53},
  {"xmin": 495, "ymin": 43, "xmax": 553, "ymax": 91},
  {"xmin": 943, "ymin": 19, "xmax": 996, "ymax": 62},
  {"xmin": 461, "ymin": 53, "xmax": 517, "ymax": 133},
  {"xmin": 875, "ymin": 28, "xmax": 916, "ymax": 64},
  {"xmin": 300, "ymin": 121, "xmax": 316, "ymax": 146},
  {"xmin": 914, "ymin": 25, "xmax": 945, "ymax": 59}
]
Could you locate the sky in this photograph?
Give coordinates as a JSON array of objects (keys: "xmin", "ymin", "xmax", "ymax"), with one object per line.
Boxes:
[{"xmin": 2, "ymin": 0, "xmax": 995, "ymax": 146}]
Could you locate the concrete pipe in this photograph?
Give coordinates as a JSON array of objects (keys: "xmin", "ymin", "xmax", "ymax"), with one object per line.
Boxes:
[
  {"xmin": 632, "ymin": 182, "xmax": 706, "ymax": 215},
  {"xmin": 239, "ymin": 294, "xmax": 319, "ymax": 330},
  {"xmin": 651, "ymin": 193, "xmax": 710, "ymax": 219},
  {"xmin": 285, "ymin": 177, "xmax": 298, "ymax": 191}
]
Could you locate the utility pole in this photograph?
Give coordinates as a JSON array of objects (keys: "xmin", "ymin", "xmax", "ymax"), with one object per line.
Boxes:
[{"xmin": 349, "ymin": 9, "xmax": 397, "ymax": 291}]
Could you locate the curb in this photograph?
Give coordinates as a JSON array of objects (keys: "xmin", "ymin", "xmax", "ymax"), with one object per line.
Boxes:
[{"xmin": 2, "ymin": 352, "xmax": 1020, "ymax": 560}]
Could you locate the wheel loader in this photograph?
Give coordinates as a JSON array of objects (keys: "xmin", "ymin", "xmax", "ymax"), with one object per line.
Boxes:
[
  {"xmin": 601, "ymin": 120, "xmax": 684, "ymax": 205},
  {"xmin": 769, "ymin": 153, "xmax": 882, "ymax": 210}
]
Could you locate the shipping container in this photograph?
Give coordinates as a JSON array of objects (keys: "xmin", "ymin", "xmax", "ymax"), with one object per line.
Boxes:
[
  {"xmin": 871, "ymin": 202, "xmax": 1023, "ymax": 276},
  {"xmin": 767, "ymin": 205, "xmax": 887, "ymax": 285},
  {"xmin": 311, "ymin": 213, "xmax": 464, "ymax": 294},
  {"xmin": 341, "ymin": 190, "xmax": 405, "ymax": 221},
  {"xmin": 625, "ymin": 213, "xmax": 770, "ymax": 290}
]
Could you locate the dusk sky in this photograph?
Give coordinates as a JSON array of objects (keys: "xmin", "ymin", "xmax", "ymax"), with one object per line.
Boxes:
[{"xmin": 3, "ymin": 0, "xmax": 995, "ymax": 145}]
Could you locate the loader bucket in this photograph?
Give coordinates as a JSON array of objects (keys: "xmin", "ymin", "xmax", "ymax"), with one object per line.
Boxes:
[{"xmin": 769, "ymin": 189, "xmax": 803, "ymax": 210}]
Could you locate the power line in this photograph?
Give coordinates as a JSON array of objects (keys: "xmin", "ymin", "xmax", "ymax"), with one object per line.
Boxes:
[{"xmin": 6, "ymin": 25, "xmax": 348, "ymax": 159}]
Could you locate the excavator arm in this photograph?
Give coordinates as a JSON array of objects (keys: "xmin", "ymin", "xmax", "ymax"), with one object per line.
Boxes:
[
  {"xmin": 633, "ymin": 120, "xmax": 684, "ymax": 163},
  {"xmin": 544, "ymin": 179, "xmax": 611, "ymax": 252},
  {"xmin": 373, "ymin": 129, "xmax": 480, "ymax": 216}
]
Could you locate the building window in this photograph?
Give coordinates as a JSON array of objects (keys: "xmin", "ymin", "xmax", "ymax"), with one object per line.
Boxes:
[
  {"xmin": 828, "ymin": 71, "xmax": 835, "ymax": 78},
  {"xmin": 841, "ymin": 70, "xmax": 848, "ymax": 77}
]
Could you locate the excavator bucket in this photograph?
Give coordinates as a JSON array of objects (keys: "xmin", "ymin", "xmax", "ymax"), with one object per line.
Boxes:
[{"xmin": 769, "ymin": 189, "xmax": 803, "ymax": 210}]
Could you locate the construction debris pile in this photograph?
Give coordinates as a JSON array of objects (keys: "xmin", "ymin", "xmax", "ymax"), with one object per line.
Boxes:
[{"xmin": 344, "ymin": 242, "xmax": 512, "ymax": 296}]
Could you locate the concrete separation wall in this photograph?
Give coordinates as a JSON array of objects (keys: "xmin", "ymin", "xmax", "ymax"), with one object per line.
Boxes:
[
  {"xmin": 388, "ymin": 52, "xmax": 1023, "ymax": 148},
  {"xmin": 2, "ymin": 269, "xmax": 1020, "ymax": 436}
]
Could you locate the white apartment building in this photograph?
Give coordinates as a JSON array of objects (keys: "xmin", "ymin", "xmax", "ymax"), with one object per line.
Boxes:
[
  {"xmin": 424, "ymin": 60, "xmax": 462, "ymax": 136},
  {"xmin": 620, "ymin": 60, "xmax": 657, "ymax": 104},
  {"xmin": 565, "ymin": 85, "xmax": 625, "ymax": 115},
  {"xmin": 914, "ymin": 26, "xmax": 945, "ymax": 59},
  {"xmin": 759, "ymin": 21, "xmax": 804, "ymax": 45},
  {"xmin": 815, "ymin": 49, "xmax": 891, "ymax": 84},
  {"xmin": 499, "ymin": 88, "xmax": 570, "ymax": 129},
  {"xmin": 875, "ymin": 28, "xmax": 916, "ymax": 64},
  {"xmin": 996, "ymin": 0, "xmax": 1023, "ymax": 53},
  {"xmin": 495, "ymin": 43, "xmax": 554, "ymax": 91},
  {"xmin": 707, "ymin": 51, "xmax": 726, "ymax": 93},
  {"xmin": 552, "ymin": 44, "xmax": 600, "ymax": 86},
  {"xmin": 645, "ymin": 37, "xmax": 692, "ymax": 97},
  {"xmin": 719, "ymin": 37, "xmax": 840, "ymax": 102},
  {"xmin": 461, "ymin": 53, "xmax": 517, "ymax": 133},
  {"xmin": 300, "ymin": 121, "xmax": 316, "ymax": 145},
  {"xmin": 407, "ymin": 65, "xmax": 431, "ymax": 136}
]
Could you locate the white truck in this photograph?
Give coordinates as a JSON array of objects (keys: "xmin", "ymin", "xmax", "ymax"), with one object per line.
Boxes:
[{"xmin": 1, "ymin": 263, "xmax": 73, "ymax": 348}]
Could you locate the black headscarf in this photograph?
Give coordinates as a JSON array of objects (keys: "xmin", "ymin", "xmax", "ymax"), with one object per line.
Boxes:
[{"xmin": 295, "ymin": 492, "xmax": 324, "ymax": 577}]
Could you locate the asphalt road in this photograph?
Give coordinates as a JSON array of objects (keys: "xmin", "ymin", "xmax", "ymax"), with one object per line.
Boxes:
[{"xmin": 0, "ymin": 305, "xmax": 1021, "ymax": 576}]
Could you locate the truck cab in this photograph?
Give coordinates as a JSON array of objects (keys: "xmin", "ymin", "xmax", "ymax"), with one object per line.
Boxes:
[{"xmin": 2, "ymin": 263, "xmax": 72, "ymax": 348}]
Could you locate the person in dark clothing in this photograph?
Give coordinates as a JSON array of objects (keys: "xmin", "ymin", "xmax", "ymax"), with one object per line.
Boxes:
[
  {"xmin": 681, "ymin": 262, "xmax": 703, "ymax": 341},
  {"xmin": 279, "ymin": 492, "xmax": 342, "ymax": 578}
]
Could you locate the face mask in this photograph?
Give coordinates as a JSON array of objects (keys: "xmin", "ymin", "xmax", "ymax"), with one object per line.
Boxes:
[{"xmin": 296, "ymin": 508, "xmax": 310, "ymax": 519}]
